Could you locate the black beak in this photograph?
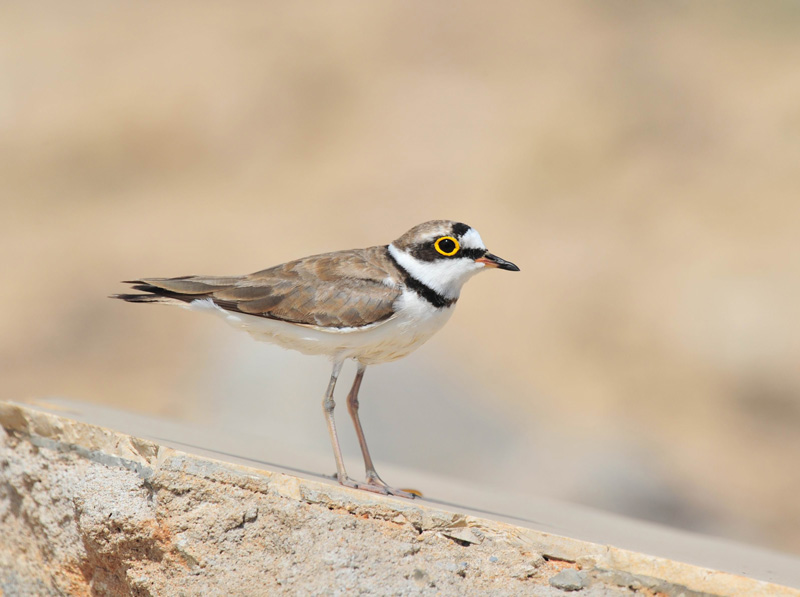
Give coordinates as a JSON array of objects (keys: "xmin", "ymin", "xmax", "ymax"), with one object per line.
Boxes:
[{"xmin": 477, "ymin": 252, "xmax": 520, "ymax": 272}]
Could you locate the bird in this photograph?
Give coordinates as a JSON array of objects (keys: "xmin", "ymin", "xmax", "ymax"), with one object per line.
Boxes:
[{"xmin": 113, "ymin": 220, "xmax": 519, "ymax": 499}]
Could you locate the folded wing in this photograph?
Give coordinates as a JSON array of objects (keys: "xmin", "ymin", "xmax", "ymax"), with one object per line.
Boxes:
[{"xmin": 114, "ymin": 247, "xmax": 400, "ymax": 329}]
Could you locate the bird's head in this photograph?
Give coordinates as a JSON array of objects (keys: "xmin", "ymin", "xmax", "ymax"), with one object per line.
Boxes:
[{"xmin": 388, "ymin": 220, "xmax": 519, "ymax": 300}]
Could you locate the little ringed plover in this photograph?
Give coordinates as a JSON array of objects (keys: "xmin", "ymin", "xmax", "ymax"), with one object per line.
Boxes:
[{"xmin": 113, "ymin": 220, "xmax": 519, "ymax": 499}]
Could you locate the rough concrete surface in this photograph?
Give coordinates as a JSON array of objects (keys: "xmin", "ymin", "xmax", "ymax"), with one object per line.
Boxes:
[{"xmin": 1, "ymin": 401, "xmax": 797, "ymax": 597}]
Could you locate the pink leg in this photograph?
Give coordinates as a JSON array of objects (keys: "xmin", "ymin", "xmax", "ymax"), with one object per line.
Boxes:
[
  {"xmin": 321, "ymin": 360, "xmax": 359, "ymax": 489},
  {"xmin": 345, "ymin": 363, "xmax": 416, "ymax": 499}
]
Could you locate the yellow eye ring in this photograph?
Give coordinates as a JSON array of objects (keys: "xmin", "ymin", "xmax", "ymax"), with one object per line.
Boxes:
[{"xmin": 434, "ymin": 236, "xmax": 460, "ymax": 256}]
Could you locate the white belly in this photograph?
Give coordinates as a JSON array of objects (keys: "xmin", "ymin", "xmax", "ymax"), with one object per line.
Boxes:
[{"xmin": 187, "ymin": 291, "xmax": 455, "ymax": 365}]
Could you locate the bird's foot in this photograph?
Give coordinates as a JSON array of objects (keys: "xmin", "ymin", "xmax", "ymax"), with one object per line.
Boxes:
[
  {"xmin": 337, "ymin": 474, "xmax": 418, "ymax": 499},
  {"xmin": 363, "ymin": 474, "xmax": 419, "ymax": 499}
]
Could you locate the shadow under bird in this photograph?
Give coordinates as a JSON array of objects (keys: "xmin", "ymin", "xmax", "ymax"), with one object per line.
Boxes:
[{"xmin": 113, "ymin": 220, "xmax": 519, "ymax": 499}]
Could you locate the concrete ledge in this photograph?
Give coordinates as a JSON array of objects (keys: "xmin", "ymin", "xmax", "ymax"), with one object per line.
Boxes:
[{"xmin": 1, "ymin": 399, "xmax": 798, "ymax": 596}]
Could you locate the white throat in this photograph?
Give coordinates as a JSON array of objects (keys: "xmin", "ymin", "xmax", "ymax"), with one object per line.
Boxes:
[{"xmin": 388, "ymin": 243, "xmax": 485, "ymax": 299}]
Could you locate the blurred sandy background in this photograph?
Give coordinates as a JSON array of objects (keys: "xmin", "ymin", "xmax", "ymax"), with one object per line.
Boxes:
[{"xmin": 2, "ymin": 2, "xmax": 800, "ymax": 554}]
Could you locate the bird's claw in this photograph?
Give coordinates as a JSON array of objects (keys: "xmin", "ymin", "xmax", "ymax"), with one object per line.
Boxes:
[{"xmin": 337, "ymin": 475, "xmax": 417, "ymax": 499}]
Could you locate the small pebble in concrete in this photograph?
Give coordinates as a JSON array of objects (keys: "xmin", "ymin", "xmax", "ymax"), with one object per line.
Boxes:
[
  {"xmin": 441, "ymin": 527, "xmax": 482, "ymax": 545},
  {"xmin": 549, "ymin": 569, "xmax": 588, "ymax": 592},
  {"xmin": 529, "ymin": 554, "xmax": 545, "ymax": 568},
  {"xmin": 511, "ymin": 565, "xmax": 539, "ymax": 580},
  {"xmin": 412, "ymin": 569, "xmax": 429, "ymax": 587},
  {"xmin": 489, "ymin": 556, "xmax": 498, "ymax": 563}
]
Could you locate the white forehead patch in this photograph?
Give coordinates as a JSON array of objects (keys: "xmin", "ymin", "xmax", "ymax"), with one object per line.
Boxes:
[{"xmin": 460, "ymin": 227, "xmax": 486, "ymax": 251}]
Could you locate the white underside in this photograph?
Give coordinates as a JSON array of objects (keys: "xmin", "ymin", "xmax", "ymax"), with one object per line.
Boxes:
[{"xmin": 186, "ymin": 292, "xmax": 455, "ymax": 365}]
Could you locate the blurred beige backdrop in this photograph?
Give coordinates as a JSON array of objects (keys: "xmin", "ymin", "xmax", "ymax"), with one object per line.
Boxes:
[{"xmin": 2, "ymin": 2, "xmax": 799, "ymax": 553}]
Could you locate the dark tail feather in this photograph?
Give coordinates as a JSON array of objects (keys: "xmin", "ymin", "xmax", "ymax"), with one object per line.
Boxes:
[
  {"xmin": 110, "ymin": 281, "xmax": 200, "ymax": 305},
  {"xmin": 110, "ymin": 293, "xmax": 169, "ymax": 303}
]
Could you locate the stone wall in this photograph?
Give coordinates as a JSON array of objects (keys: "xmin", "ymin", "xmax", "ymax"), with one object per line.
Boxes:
[{"xmin": 0, "ymin": 401, "xmax": 795, "ymax": 597}]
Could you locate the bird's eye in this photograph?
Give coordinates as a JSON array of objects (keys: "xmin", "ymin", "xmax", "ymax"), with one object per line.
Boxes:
[{"xmin": 434, "ymin": 236, "xmax": 460, "ymax": 256}]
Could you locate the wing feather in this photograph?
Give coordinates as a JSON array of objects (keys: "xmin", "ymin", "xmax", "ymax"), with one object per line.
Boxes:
[{"xmin": 118, "ymin": 246, "xmax": 401, "ymax": 328}]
